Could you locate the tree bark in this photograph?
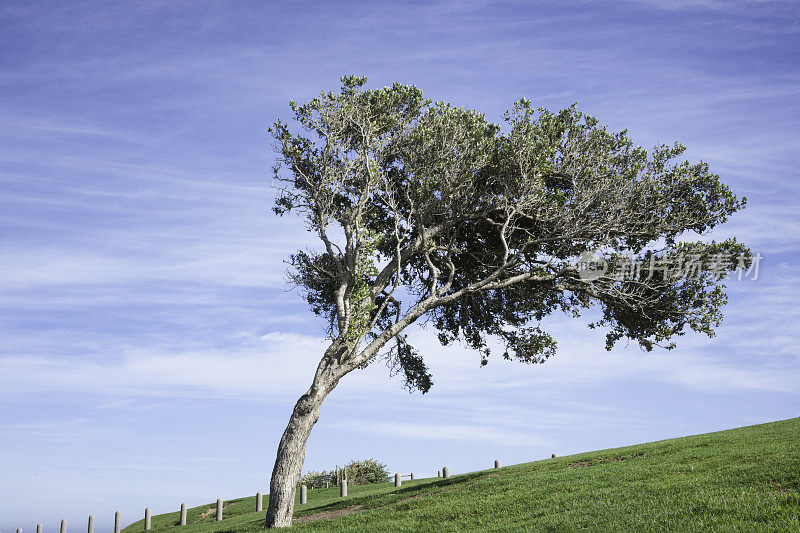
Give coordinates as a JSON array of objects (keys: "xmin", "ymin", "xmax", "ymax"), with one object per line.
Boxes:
[
  {"xmin": 265, "ymin": 356, "xmax": 341, "ymax": 527},
  {"xmin": 264, "ymin": 389, "xmax": 325, "ymax": 527}
]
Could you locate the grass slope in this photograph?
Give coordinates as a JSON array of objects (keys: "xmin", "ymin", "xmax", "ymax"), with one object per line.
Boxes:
[{"xmin": 124, "ymin": 417, "xmax": 799, "ymax": 532}]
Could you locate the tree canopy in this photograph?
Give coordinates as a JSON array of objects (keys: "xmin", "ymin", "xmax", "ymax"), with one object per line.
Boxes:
[{"xmin": 270, "ymin": 75, "xmax": 749, "ymax": 394}]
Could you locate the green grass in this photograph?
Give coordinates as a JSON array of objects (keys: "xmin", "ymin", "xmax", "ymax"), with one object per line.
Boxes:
[{"xmin": 124, "ymin": 417, "xmax": 800, "ymax": 532}]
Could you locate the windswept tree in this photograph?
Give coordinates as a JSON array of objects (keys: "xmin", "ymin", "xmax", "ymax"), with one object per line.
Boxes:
[{"xmin": 264, "ymin": 76, "xmax": 748, "ymax": 527}]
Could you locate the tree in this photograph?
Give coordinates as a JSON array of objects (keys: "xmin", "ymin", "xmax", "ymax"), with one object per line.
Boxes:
[{"xmin": 264, "ymin": 76, "xmax": 749, "ymax": 527}]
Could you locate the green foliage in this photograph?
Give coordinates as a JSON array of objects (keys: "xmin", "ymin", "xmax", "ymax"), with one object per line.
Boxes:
[
  {"xmin": 298, "ymin": 470, "xmax": 336, "ymax": 489},
  {"xmin": 386, "ymin": 334, "xmax": 433, "ymax": 392},
  {"xmin": 124, "ymin": 417, "xmax": 800, "ymax": 532},
  {"xmin": 298, "ymin": 459, "xmax": 389, "ymax": 491},
  {"xmin": 270, "ymin": 76, "xmax": 750, "ymax": 393},
  {"xmin": 342, "ymin": 458, "xmax": 391, "ymax": 486}
]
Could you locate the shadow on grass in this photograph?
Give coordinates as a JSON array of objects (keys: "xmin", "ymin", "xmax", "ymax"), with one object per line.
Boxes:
[{"xmin": 292, "ymin": 471, "xmax": 488, "ymax": 519}]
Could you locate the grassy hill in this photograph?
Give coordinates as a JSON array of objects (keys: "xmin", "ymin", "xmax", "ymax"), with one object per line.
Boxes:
[{"xmin": 123, "ymin": 417, "xmax": 799, "ymax": 532}]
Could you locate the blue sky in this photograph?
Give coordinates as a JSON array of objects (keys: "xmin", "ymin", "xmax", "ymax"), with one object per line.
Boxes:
[{"xmin": 1, "ymin": 0, "xmax": 799, "ymax": 530}]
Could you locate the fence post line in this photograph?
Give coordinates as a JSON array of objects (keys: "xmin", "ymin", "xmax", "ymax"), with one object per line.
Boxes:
[
  {"xmin": 442, "ymin": 466, "xmax": 450, "ymax": 478},
  {"xmin": 88, "ymin": 515, "xmax": 94, "ymax": 533},
  {"xmin": 114, "ymin": 511, "xmax": 121, "ymax": 533},
  {"xmin": 394, "ymin": 473, "xmax": 401, "ymax": 487},
  {"xmin": 216, "ymin": 499, "xmax": 223, "ymax": 521},
  {"xmin": 144, "ymin": 507, "xmax": 151, "ymax": 530},
  {"xmin": 60, "ymin": 519, "xmax": 67, "ymax": 533},
  {"xmin": 410, "ymin": 472, "xmax": 415, "ymax": 480},
  {"xmin": 300, "ymin": 485, "xmax": 307, "ymax": 505},
  {"xmin": 256, "ymin": 492, "xmax": 263, "ymax": 512},
  {"xmin": 180, "ymin": 502, "xmax": 187, "ymax": 525},
  {"xmin": 494, "ymin": 459, "xmax": 501, "ymax": 468},
  {"xmin": 339, "ymin": 478, "xmax": 347, "ymax": 497}
]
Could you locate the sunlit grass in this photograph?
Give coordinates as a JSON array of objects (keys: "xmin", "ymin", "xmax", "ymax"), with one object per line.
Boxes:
[{"xmin": 123, "ymin": 417, "xmax": 799, "ymax": 532}]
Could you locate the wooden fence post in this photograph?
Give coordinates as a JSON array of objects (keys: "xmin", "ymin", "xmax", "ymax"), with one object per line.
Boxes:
[
  {"xmin": 300, "ymin": 485, "xmax": 307, "ymax": 505},
  {"xmin": 256, "ymin": 492, "xmax": 263, "ymax": 512},
  {"xmin": 551, "ymin": 453, "xmax": 558, "ymax": 458},
  {"xmin": 87, "ymin": 515, "xmax": 94, "ymax": 533},
  {"xmin": 180, "ymin": 503, "xmax": 187, "ymax": 525},
  {"xmin": 394, "ymin": 473, "xmax": 401, "ymax": 487},
  {"xmin": 442, "ymin": 466, "xmax": 450, "ymax": 478},
  {"xmin": 144, "ymin": 507, "xmax": 151, "ymax": 530},
  {"xmin": 114, "ymin": 511, "xmax": 121, "ymax": 533},
  {"xmin": 410, "ymin": 473, "xmax": 415, "ymax": 480},
  {"xmin": 216, "ymin": 499, "xmax": 223, "ymax": 521},
  {"xmin": 60, "ymin": 520, "xmax": 66, "ymax": 533},
  {"xmin": 37, "ymin": 525, "xmax": 42, "ymax": 533},
  {"xmin": 339, "ymin": 478, "xmax": 347, "ymax": 497},
  {"xmin": 494, "ymin": 459, "xmax": 501, "ymax": 468},
  {"xmin": 437, "ymin": 470, "xmax": 441, "ymax": 477}
]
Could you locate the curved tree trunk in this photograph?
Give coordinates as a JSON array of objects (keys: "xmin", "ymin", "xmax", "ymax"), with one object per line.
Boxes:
[
  {"xmin": 265, "ymin": 358, "xmax": 342, "ymax": 528},
  {"xmin": 264, "ymin": 389, "xmax": 325, "ymax": 527}
]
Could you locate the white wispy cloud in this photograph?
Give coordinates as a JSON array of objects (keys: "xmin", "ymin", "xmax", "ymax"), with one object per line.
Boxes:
[{"xmin": 329, "ymin": 420, "xmax": 552, "ymax": 447}]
